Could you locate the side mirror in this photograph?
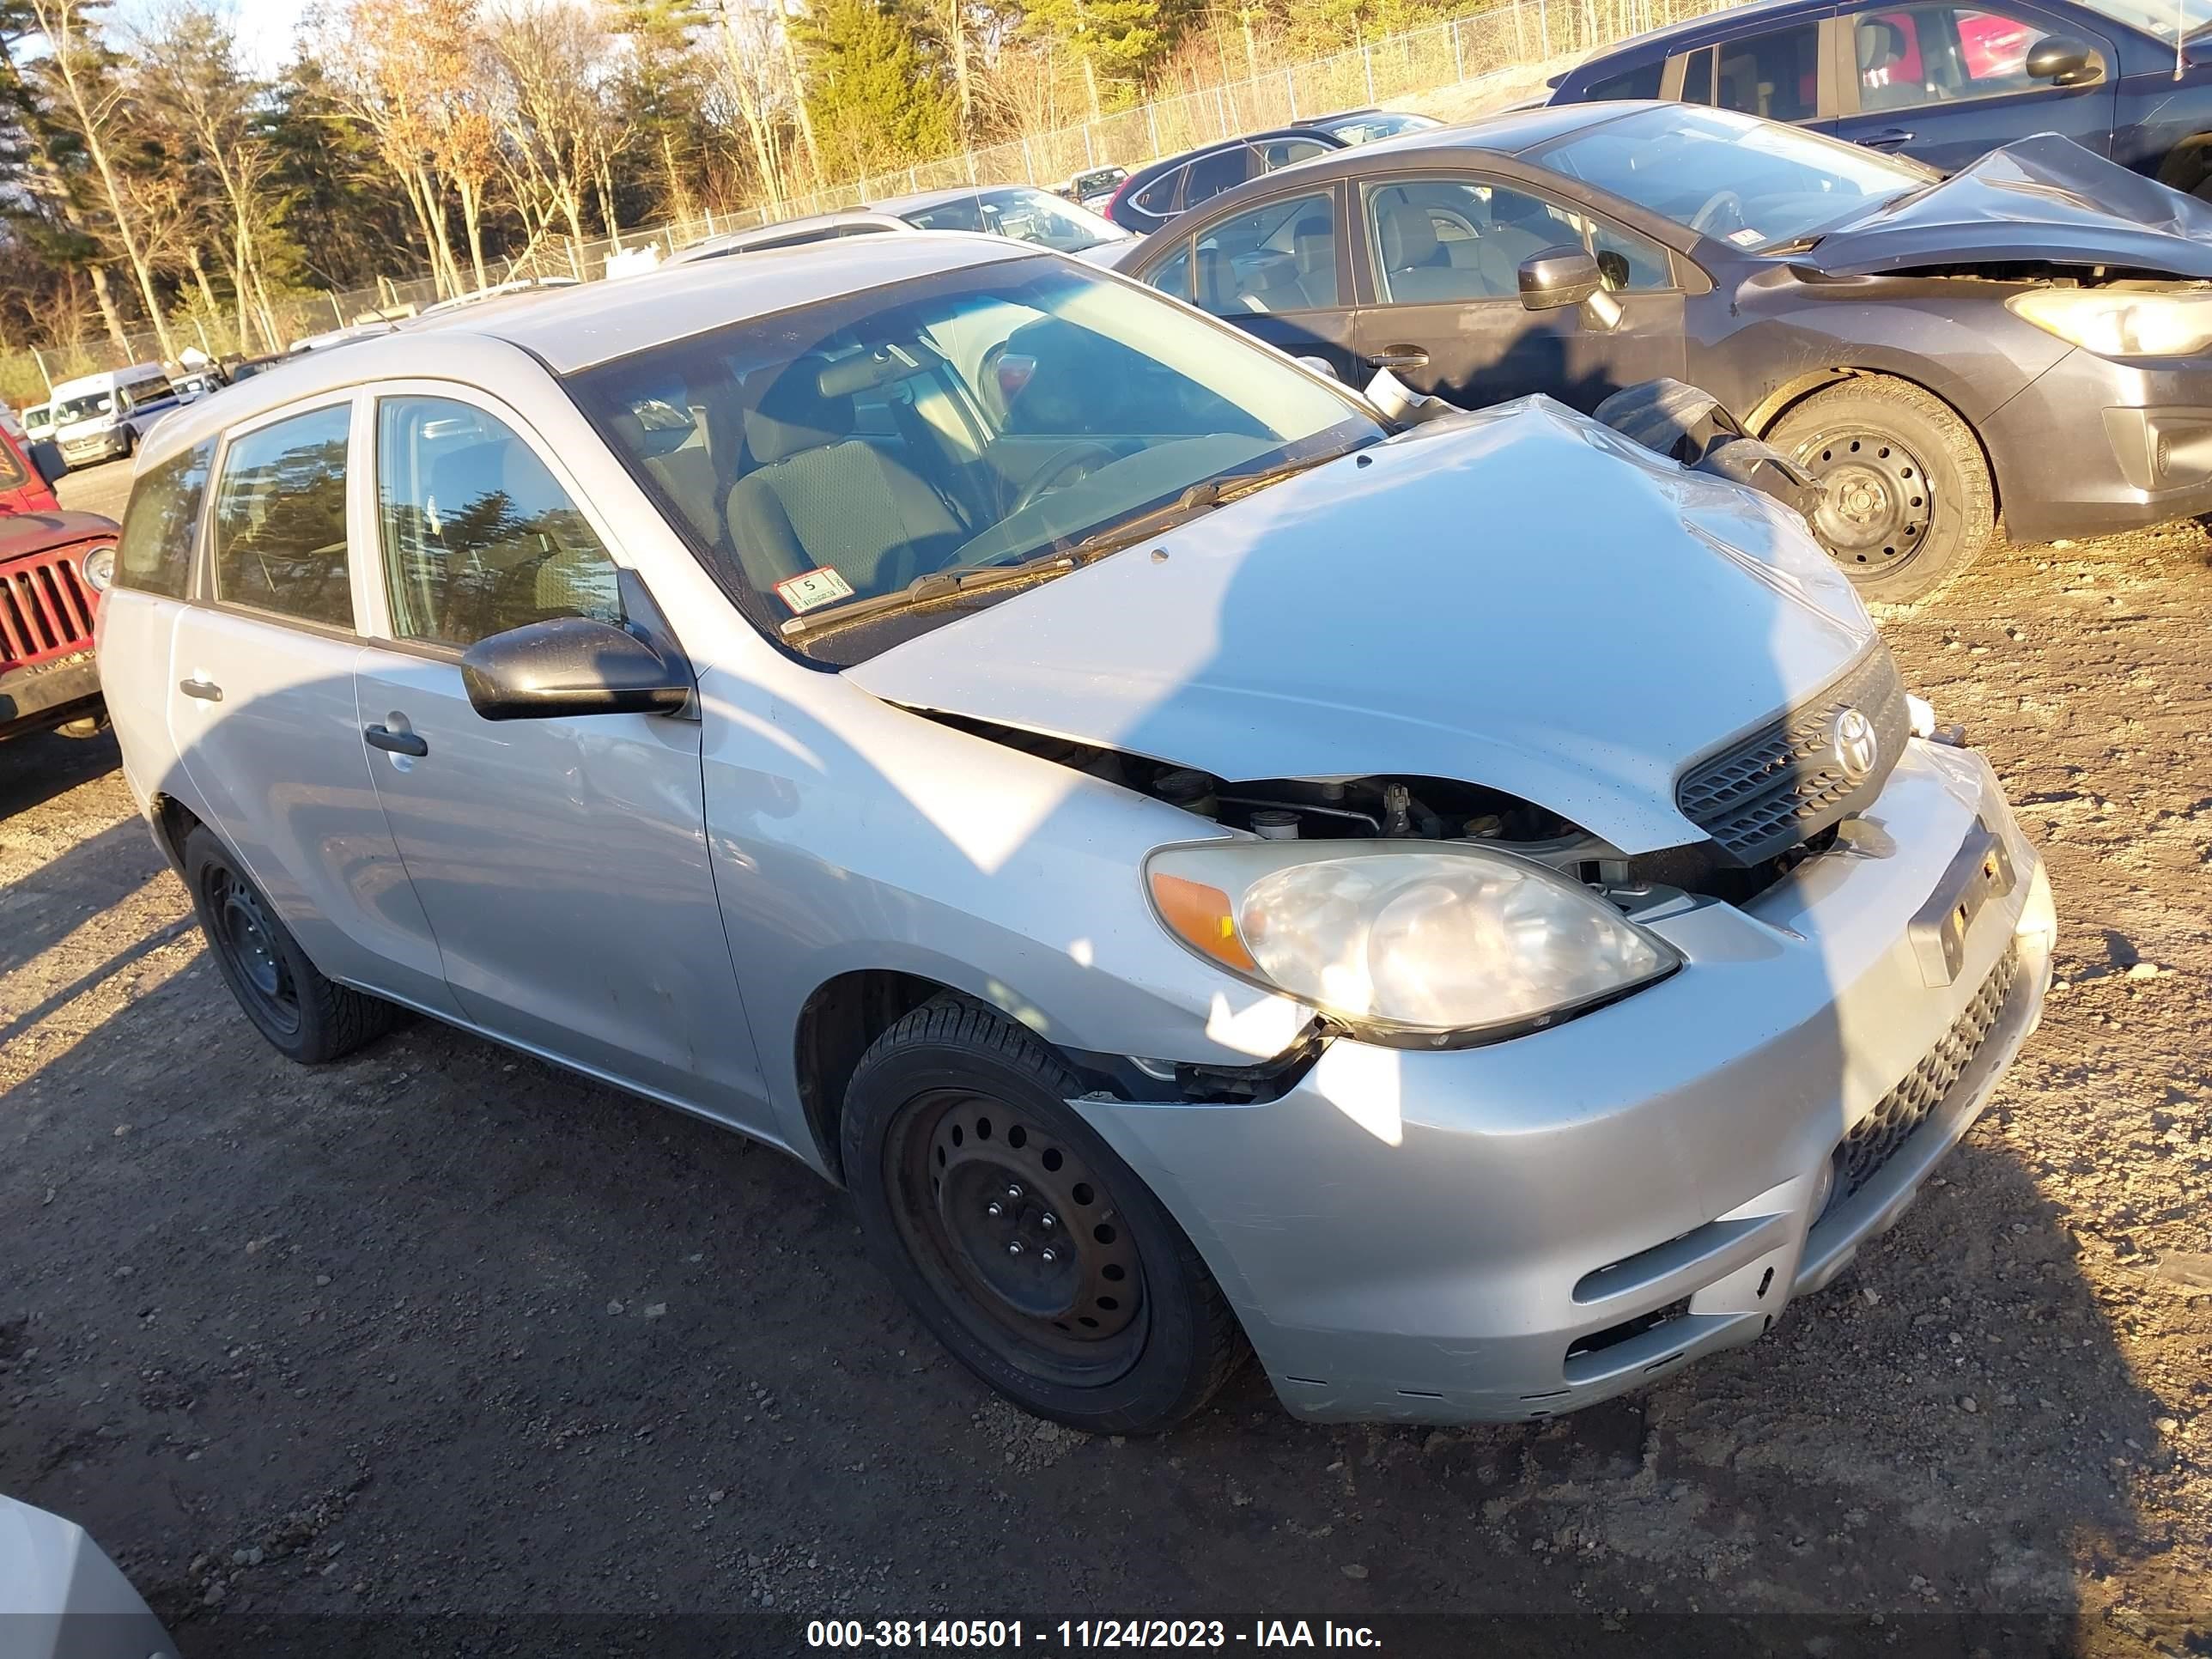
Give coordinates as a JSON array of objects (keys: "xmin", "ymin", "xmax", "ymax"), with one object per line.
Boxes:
[
  {"xmin": 1293, "ymin": 355, "xmax": 1340, "ymax": 381},
  {"xmin": 1518, "ymin": 246, "xmax": 1607, "ymax": 312},
  {"xmin": 459, "ymin": 616, "xmax": 693, "ymax": 721},
  {"xmin": 2025, "ymin": 33, "xmax": 2097, "ymax": 84}
]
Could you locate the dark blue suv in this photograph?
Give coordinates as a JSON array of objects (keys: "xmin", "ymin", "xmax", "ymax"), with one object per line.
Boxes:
[{"xmin": 1552, "ymin": 0, "xmax": 2212, "ymax": 193}]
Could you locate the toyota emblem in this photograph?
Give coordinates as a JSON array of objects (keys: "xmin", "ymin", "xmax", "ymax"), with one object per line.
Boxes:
[{"xmin": 1830, "ymin": 708, "xmax": 1879, "ymax": 782}]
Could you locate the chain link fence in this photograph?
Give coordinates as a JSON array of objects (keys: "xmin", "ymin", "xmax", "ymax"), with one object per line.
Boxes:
[{"xmin": 1, "ymin": 0, "xmax": 1735, "ymax": 408}]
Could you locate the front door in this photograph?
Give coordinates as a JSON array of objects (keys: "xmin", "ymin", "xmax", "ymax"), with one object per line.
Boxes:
[
  {"xmin": 1348, "ymin": 175, "xmax": 1686, "ymax": 412},
  {"xmin": 350, "ymin": 387, "xmax": 767, "ymax": 1126},
  {"xmin": 1832, "ymin": 1, "xmax": 2119, "ymax": 170},
  {"xmin": 167, "ymin": 395, "xmax": 461, "ymax": 1017}
]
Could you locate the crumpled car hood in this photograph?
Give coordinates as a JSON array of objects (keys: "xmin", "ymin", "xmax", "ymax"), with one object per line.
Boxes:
[
  {"xmin": 848, "ymin": 398, "xmax": 1875, "ymax": 855},
  {"xmin": 1801, "ymin": 132, "xmax": 2212, "ymax": 278}
]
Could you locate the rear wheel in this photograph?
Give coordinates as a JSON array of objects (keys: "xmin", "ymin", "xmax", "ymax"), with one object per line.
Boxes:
[
  {"xmin": 1766, "ymin": 376, "xmax": 1994, "ymax": 605},
  {"xmin": 182, "ymin": 826, "xmax": 397, "ymax": 1064},
  {"xmin": 842, "ymin": 994, "xmax": 1248, "ymax": 1433}
]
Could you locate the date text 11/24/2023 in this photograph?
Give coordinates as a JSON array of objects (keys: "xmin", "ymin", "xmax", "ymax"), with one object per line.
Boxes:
[{"xmin": 805, "ymin": 1620, "xmax": 1384, "ymax": 1650}]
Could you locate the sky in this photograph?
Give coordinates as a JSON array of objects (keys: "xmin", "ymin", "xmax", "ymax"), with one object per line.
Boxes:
[{"xmin": 117, "ymin": 0, "xmax": 314, "ymax": 74}]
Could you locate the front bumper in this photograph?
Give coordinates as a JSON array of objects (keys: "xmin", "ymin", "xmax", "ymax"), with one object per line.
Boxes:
[
  {"xmin": 58, "ymin": 431, "xmax": 127, "ymax": 467},
  {"xmin": 1983, "ymin": 347, "xmax": 2212, "ymax": 544},
  {"xmin": 1075, "ymin": 741, "xmax": 2053, "ymax": 1425},
  {"xmin": 0, "ymin": 648, "xmax": 102, "ymax": 736}
]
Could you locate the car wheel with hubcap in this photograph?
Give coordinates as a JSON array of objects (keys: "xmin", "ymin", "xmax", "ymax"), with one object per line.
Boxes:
[
  {"xmin": 842, "ymin": 994, "xmax": 1248, "ymax": 1433},
  {"xmin": 182, "ymin": 825, "xmax": 398, "ymax": 1063},
  {"xmin": 1766, "ymin": 376, "xmax": 1995, "ymax": 605}
]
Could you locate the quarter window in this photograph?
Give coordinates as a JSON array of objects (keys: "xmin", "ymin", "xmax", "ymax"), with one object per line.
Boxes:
[
  {"xmin": 1851, "ymin": 4, "xmax": 2048, "ymax": 110},
  {"xmin": 1585, "ymin": 59, "xmax": 1665, "ymax": 100},
  {"xmin": 1713, "ymin": 22, "xmax": 1822, "ymax": 121},
  {"xmin": 375, "ymin": 396, "xmax": 622, "ymax": 648},
  {"xmin": 113, "ymin": 440, "xmax": 214, "ymax": 599},
  {"xmin": 1144, "ymin": 240, "xmax": 1194, "ymax": 301},
  {"xmin": 1366, "ymin": 179, "xmax": 1671, "ymax": 305},
  {"xmin": 1194, "ymin": 191, "xmax": 1338, "ymax": 315},
  {"xmin": 210, "ymin": 404, "xmax": 354, "ymax": 629}
]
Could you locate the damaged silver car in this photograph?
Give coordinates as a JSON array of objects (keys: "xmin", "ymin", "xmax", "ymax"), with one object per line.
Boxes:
[{"xmin": 97, "ymin": 236, "xmax": 2055, "ymax": 1432}]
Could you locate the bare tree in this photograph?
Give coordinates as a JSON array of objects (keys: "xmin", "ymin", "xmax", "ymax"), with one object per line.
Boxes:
[
  {"xmin": 24, "ymin": 0, "xmax": 177, "ymax": 357},
  {"xmin": 488, "ymin": 0, "xmax": 610, "ymax": 276}
]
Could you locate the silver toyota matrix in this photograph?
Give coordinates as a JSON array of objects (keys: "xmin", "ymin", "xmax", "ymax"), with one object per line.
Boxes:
[{"xmin": 96, "ymin": 236, "xmax": 2055, "ymax": 1433}]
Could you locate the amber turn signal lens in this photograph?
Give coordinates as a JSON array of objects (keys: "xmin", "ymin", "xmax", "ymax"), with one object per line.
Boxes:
[{"xmin": 1148, "ymin": 871, "xmax": 1258, "ymax": 973}]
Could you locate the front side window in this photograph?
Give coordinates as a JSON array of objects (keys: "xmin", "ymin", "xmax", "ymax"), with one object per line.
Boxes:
[
  {"xmin": 113, "ymin": 440, "xmax": 215, "ymax": 599},
  {"xmin": 1712, "ymin": 22, "xmax": 1822, "ymax": 122},
  {"xmin": 1852, "ymin": 4, "xmax": 2047, "ymax": 110},
  {"xmin": 1530, "ymin": 104, "xmax": 1931, "ymax": 247},
  {"xmin": 1367, "ymin": 178, "xmax": 1669, "ymax": 304},
  {"xmin": 568, "ymin": 258, "xmax": 1377, "ymax": 661},
  {"xmin": 210, "ymin": 403, "xmax": 353, "ymax": 628},
  {"xmin": 1193, "ymin": 191, "xmax": 1339, "ymax": 315},
  {"xmin": 376, "ymin": 396, "xmax": 622, "ymax": 648}
]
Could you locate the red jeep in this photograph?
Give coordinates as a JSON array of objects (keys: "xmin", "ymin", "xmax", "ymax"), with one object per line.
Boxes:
[{"xmin": 1, "ymin": 421, "xmax": 116, "ymax": 740}]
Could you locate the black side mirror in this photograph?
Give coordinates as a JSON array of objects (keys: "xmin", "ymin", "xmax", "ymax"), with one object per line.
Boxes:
[
  {"xmin": 2025, "ymin": 33, "xmax": 2097, "ymax": 84},
  {"xmin": 460, "ymin": 616, "xmax": 693, "ymax": 721},
  {"xmin": 1518, "ymin": 246, "xmax": 1607, "ymax": 312}
]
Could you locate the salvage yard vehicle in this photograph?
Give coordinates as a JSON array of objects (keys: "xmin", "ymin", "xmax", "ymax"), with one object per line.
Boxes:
[
  {"xmin": 2, "ymin": 422, "xmax": 115, "ymax": 742},
  {"xmin": 46, "ymin": 363, "xmax": 182, "ymax": 470},
  {"xmin": 98, "ymin": 239, "xmax": 2054, "ymax": 1434},
  {"xmin": 0, "ymin": 1494, "xmax": 179, "ymax": 1659},
  {"xmin": 1122, "ymin": 100, "xmax": 2212, "ymax": 600},
  {"xmin": 678, "ymin": 189, "xmax": 1131, "ymax": 265},
  {"xmin": 1552, "ymin": 0, "xmax": 2212, "ymax": 188}
]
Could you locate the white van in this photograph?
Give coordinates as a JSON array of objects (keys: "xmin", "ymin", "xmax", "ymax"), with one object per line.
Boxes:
[{"xmin": 49, "ymin": 364, "xmax": 182, "ymax": 469}]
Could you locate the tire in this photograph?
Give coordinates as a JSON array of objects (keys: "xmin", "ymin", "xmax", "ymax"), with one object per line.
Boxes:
[
  {"xmin": 842, "ymin": 994, "xmax": 1248, "ymax": 1434},
  {"xmin": 1765, "ymin": 376, "xmax": 1995, "ymax": 605},
  {"xmin": 181, "ymin": 825, "xmax": 396, "ymax": 1064}
]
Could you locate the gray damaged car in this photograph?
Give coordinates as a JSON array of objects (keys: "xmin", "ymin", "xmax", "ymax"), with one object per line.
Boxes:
[{"xmin": 95, "ymin": 236, "xmax": 2055, "ymax": 1432}]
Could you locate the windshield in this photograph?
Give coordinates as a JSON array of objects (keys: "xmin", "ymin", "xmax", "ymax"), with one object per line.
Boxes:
[
  {"xmin": 1528, "ymin": 105, "xmax": 1934, "ymax": 247},
  {"xmin": 55, "ymin": 392, "xmax": 116, "ymax": 423},
  {"xmin": 2075, "ymin": 0, "xmax": 2212, "ymax": 37},
  {"xmin": 898, "ymin": 189, "xmax": 1130, "ymax": 252},
  {"xmin": 569, "ymin": 256, "xmax": 1378, "ymax": 660}
]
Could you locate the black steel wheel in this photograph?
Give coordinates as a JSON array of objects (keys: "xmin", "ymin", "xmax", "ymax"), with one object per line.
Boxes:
[
  {"xmin": 181, "ymin": 826, "xmax": 398, "ymax": 1064},
  {"xmin": 843, "ymin": 994, "xmax": 1248, "ymax": 1433},
  {"xmin": 1768, "ymin": 376, "xmax": 1995, "ymax": 605}
]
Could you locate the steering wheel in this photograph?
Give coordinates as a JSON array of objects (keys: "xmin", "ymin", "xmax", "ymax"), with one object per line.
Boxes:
[
  {"xmin": 1009, "ymin": 442, "xmax": 1121, "ymax": 518},
  {"xmin": 1689, "ymin": 189, "xmax": 1747, "ymax": 236}
]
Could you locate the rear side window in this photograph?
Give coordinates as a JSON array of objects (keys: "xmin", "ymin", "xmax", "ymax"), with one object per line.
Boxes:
[
  {"xmin": 1133, "ymin": 169, "xmax": 1182, "ymax": 215},
  {"xmin": 1584, "ymin": 59, "xmax": 1665, "ymax": 99},
  {"xmin": 112, "ymin": 441, "xmax": 214, "ymax": 599},
  {"xmin": 210, "ymin": 403, "xmax": 354, "ymax": 629},
  {"xmin": 1715, "ymin": 23, "xmax": 1822, "ymax": 122},
  {"xmin": 375, "ymin": 395, "xmax": 623, "ymax": 648}
]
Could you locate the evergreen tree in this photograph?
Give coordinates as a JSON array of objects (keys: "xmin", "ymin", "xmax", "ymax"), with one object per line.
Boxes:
[{"xmin": 797, "ymin": 0, "xmax": 952, "ymax": 179}]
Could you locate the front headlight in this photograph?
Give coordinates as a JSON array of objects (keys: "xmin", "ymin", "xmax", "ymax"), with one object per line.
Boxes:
[
  {"xmin": 2007, "ymin": 287, "xmax": 2212, "ymax": 357},
  {"xmin": 82, "ymin": 544, "xmax": 115, "ymax": 591},
  {"xmin": 1146, "ymin": 840, "xmax": 1680, "ymax": 1047}
]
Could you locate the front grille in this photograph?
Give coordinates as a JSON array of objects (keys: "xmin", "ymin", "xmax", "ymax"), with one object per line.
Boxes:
[
  {"xmin": 1676, "ymin": 647, "xmax": 1912, "ymax": 864},
  {"xmin": 0, "ymin": 553, "xmax": 97, "ymax": 667},
  {"xmin": 1837, "ymin": 943, "xmax": 2020, "ymax": 1200}
]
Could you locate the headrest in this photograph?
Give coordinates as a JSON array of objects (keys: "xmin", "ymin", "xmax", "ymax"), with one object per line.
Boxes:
[
  {"xmin": 1858, "ymin": 20, "xmax": 1905, "ymax": 64},
  {"xmin": 1376, "ymin": 195, "xmax": 1438, "ymax": 271},
  {"xmin": 1292, "ymin": 217, "xmax": 1331, "ymax": 276},
  {"xmin": 746, "ymin": 356, "xmax": 854, "ymax": 465}
]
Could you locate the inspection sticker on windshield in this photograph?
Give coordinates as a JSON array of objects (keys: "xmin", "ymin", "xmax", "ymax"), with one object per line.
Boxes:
[
  {"xmin": 775, "ymin": 567, "xmax": 856, "ymax": 615},
  {"xmin": 1727, "ymin": 227, "xmax": 1765, "ymax": 246}
]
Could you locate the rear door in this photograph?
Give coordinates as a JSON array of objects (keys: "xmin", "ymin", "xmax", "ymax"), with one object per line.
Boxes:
[
  {"xmin": 1832, "ymin": 0, "xmax": 2118, "ymax": 167},
  {"xmin": 98, "ymin": 439, "xmax": 211, "ymax": 805},
  {"xmin": 1132, "ymin": 183, "xmax": 1364, "ymax": 384},
  {"xmin": 1347, "ymin": 172, "xmax": 1686, "ymax": 411},
  {"xmin": 350, "ymin": 384, "xmax": 765, "ymax": 1125},
  {"xmin": 167, "ymin": 395, "xmax": 461, "ymax": 1015}
]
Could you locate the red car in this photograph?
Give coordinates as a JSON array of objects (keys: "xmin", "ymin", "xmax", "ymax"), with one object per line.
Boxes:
[{"xmin": 1, "ymin": 420, "xmax": 115, "ymax": 740}]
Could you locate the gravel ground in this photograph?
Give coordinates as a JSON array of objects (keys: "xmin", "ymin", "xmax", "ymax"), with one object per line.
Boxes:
[{"xmin": 2, "ymin": 461, "xmax": 2206, "ymax": 1656}]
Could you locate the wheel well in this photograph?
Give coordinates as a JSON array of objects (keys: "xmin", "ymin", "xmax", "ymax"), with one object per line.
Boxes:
[
  {"xmin": 794, "ymin": 969, "xmax": 949, "ymax": 1184},
  {"xmin": 150, "ymin": 793, "xmax": 204, "ymax": 871},
  {"xmin": 1749, "ymin": 367, "xmax": 2000, "ymax": 517}
]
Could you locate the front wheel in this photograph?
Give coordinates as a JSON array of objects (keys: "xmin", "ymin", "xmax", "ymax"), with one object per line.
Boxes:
[
  {"xmin": 1766, "ymin": 376, "xmax": 1995, "ymax": 605},
  {"xmin": 842, "ymin": 995, "xmax": 1248, "ymax": 1433}
]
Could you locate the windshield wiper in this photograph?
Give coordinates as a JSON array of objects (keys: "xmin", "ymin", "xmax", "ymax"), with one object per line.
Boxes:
[
  {"xmin": 1063, "ymin": 438, "xmax": 1381, "ymax": 560},
  {"xmin": 778, "ymin": 553, "xmax": 1079, "ymax": 640}
]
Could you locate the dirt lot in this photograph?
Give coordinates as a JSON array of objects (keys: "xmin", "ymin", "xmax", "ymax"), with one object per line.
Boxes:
[{"xmin": 3, "ymin": 459, "xmax": 2208, "ymax": 1656}]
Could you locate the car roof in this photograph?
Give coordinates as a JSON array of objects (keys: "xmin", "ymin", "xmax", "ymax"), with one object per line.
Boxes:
[
  {"xmin": 1124, "ymin": 126, "xmax": 1346, "ymax": 183},
  {"xmin": 1568, "ymin": 0, "xmax": 1811, "ymax": 65},
  {"xmin": 677, "ymin": 210, "xmax": 905, "ymax": 258},
  {"xmin": 136, "ymin": 234, "xmax": 1040, "ymax": 470},
  {"xmin": 872, "ymin": 183, "xmax": 1058, "ymax": 214}
]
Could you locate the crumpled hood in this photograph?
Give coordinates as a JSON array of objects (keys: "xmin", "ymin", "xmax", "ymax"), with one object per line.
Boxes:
[
  {"xmin": 1802, "ymin": 132, "xmax": 2212, "ymax": 278},
  {"xmin": 848, "ymin": 398, "xmax": 1875, "ymax": 855}
]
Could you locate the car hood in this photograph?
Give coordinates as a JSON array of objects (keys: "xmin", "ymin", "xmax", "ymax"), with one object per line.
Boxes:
[
  {"xmin": 848, "ymin": 398, "xmax": 1876, "ymax": 855},
  {"xmin": 1800, "ymin": 133, "xmax": 2212, "ymax": 277}
]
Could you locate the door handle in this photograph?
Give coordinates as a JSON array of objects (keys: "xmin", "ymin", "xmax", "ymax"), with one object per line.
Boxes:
[
  {"xmin": 363, "ymin": 723, "xmax": 428, "ymax": 757},
  {"xmin": 179, "ymin": 676, "xmax": 222, "ymax": 702},
  {"xmin": 1370, "ymin": 347, "xmax": 1430, "ymax": 369},
  {"xmin": 1858, "ymin": 128, "xmax": 1916, "ymax": 149}
]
